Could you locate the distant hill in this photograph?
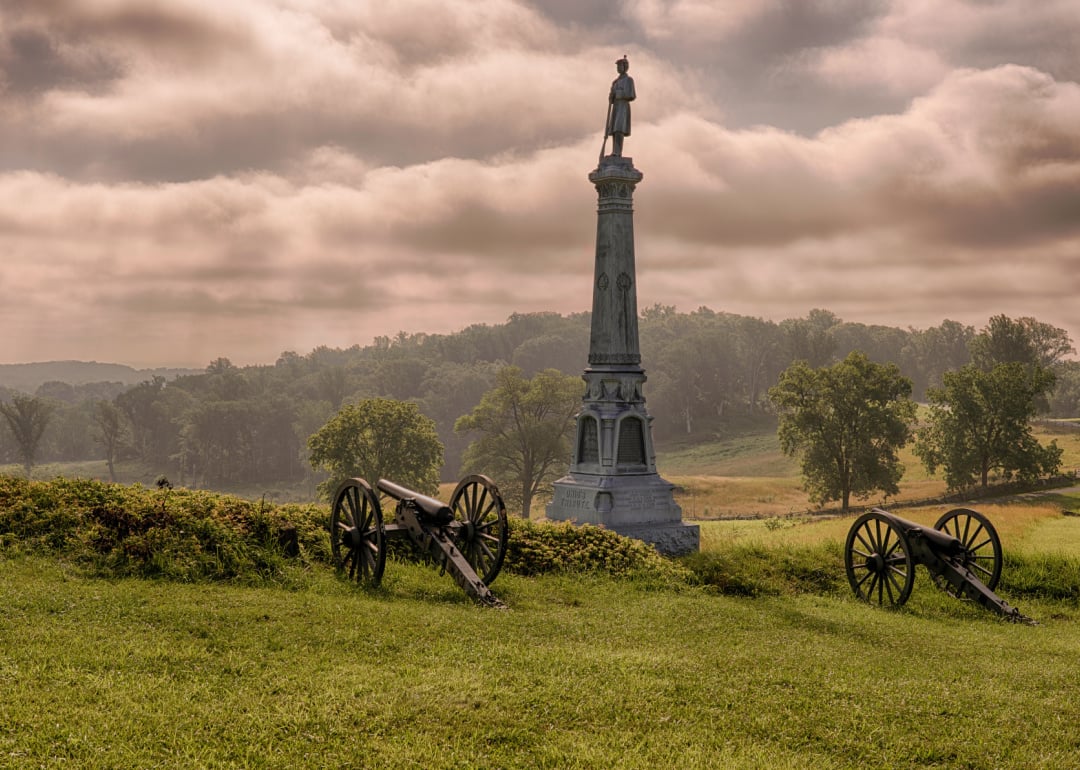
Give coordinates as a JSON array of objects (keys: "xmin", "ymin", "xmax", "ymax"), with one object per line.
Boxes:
[{"xmin": 0, "ymin": 361, "xmax": 201, "ymax": 395}]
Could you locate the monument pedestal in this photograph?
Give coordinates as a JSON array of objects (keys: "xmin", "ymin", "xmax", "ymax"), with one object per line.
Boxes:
[
  {"xmin": 549, "ymin": 470, "xmax": 699, "ymax": 555},
  {"xmin": 546, "ymin": 156, "xmax": 699, "ymax": 556}
]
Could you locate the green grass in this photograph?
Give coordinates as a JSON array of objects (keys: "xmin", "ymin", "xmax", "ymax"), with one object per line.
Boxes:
[
  {"xmin": 1015, "ymin": 514, "xmax": 1080, "ymax": 555},
  {"xmin": 658, "ymin": 430, "xmax": 798, "ymax": 477},
  {"xmin": 2, "ymin": 479, "xmax": 1080, "ymax": 767},
  {"xmin": 1, "ymin": 555, "xmax": 1079, "ymax": 769}
]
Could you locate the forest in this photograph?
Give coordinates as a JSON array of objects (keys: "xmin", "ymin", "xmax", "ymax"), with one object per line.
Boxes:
[{"xmin": 1, "ymin": 307, "xmax": 1078, "ymax": 493}]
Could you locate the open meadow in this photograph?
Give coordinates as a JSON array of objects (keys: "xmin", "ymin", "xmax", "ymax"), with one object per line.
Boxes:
[
  {"xmin": 660, "ymin": 420, "xmax": 1080, "ymax": 520},
  {"xmin": 1, "ymin": 477, "xmax": 1078, "ymax": 768}
]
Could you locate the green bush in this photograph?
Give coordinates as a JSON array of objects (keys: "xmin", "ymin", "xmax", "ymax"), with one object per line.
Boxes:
[
  {"xmin": 0, "ymin": 476, "xmax": 329, "ymax": 583},
  {"xmin": 504, "ymin": 518, "xmax": 692, "ymax": 585},
  {"xmin": 0, "ymin": 476, "xmax": 697, "ymax": 587}
]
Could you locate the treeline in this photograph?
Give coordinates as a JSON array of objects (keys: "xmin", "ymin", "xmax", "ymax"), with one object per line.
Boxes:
[{"xmin": 0, "ymin": 308, "xmax": 1076, "ymax": 489}]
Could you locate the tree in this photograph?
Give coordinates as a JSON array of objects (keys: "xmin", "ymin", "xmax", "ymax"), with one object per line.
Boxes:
[
  {"xmin": 900, "ymin": 319, "xmax": 974, "ymax": 400},
  {"xmin": 307, "ymin": 398, "xmax": 443, "ymax": 500},
  {"xmin": 416, "ymin": 361, "xmax": 498, "ymax": 476},
  {"xmin": 0, "ymin": 395, "xmax": 56, "ymax": 478},
  {"xmin": 780, "ymin": 309, "xmax": 840, "ymax": 368},
  {"xmin": 969, "ymin": 315, "xmax": 1075, "ymax": 371},
  {"xmin": 915, "ymin": 363, "xmax": 1062, "ymax": 492},
  {"xmin": 115, "ymin": 376, "xmax": 191, "ymax": 466},
  {"xmin": 455, "ymin": 367, "xmax": 581, "ymax": 518},
  {"xmin": 1048, "ymin": 361, "xmax": 1080, "ymax": 418},
  {"xmin": 93, "ymin": 400, "xmax": 128, "ymax": 482},
  {"xmin": 736, "ymin": 315, "xmax": 784, "ymax": 414},
  {"xmin": 769, "ymin": 352, "xmax": 917, "ymax": 511}
]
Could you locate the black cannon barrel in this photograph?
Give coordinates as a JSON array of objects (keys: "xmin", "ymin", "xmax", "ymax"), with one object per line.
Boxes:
[
  {"xmin": 871, "ymin": 508, "xmax": 963, "ymax": 556},
  {"xmin": 377, "ymin": 479, "xmax": 454, "ymax": 524}
]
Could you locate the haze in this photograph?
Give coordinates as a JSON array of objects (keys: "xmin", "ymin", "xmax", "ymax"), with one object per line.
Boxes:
[{"xmin": 2, "ymin": 0, "xmax": 1078, "ymax": 368}]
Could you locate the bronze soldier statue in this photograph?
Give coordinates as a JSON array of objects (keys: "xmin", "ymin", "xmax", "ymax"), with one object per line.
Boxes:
[{"xmin": 605, "ymin": 56, "xmax": 636, "ymax": 158}]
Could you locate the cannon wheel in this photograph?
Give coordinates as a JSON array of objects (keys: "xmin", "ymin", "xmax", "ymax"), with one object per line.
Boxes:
[
  {"xmin": 330, "ymin": 478, "xmax": 386, "ymax": 586},
  {"xmin": 934, "ymin": 508, "xmax": 1002, "ymax": 593},
  {"xmin": 845, "ymin": 511, "xmax": 915, "ymax": 607},
  {"xmin": 449, "ymin": 474, "xmax": 509, "ymax": 585}
]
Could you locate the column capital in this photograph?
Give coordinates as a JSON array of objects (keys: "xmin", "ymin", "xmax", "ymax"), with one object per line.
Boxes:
[{"xmin": 589, "ymin": 157, "xmax": 643, "ymax": 187}]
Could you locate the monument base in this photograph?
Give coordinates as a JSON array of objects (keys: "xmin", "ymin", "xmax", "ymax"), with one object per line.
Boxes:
[
  {"xmin": 608, "ymin": 521, "xmax": 700, "ymax": 557},
  {"xmin": 547, "ymin": 472, "xmax": 699, "ymax": 556}
]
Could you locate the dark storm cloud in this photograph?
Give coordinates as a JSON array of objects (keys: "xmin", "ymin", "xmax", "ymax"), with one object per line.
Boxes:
[{"xmin": 0, "ymin": 28, "xmax": 120, "ymax": 96}]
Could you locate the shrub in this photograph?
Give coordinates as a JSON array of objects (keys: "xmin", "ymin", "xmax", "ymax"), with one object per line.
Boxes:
[
  {"xmin": 503, "ymin": 518, "xmax": 692, "ymax": 585},
  {"xmin": 0, "ymin": 476, "xmax": 695, "ymax": 587},
  {"xmin": 0, "ymin": 476, "xmax": 328, "ymax": 583}
]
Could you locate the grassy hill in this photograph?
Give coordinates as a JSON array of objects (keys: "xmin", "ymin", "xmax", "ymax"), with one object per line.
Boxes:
[
  {"xmin": 654, "ymin": 418, "xmax": 1080, "ymax": 520},
  {"xmin": 1, "ymin": 484, "xmax": 1078, "ymax": 768},
  {"xmin": 0, "ymin": 360, "xmax": 199, "ymax": 394}
]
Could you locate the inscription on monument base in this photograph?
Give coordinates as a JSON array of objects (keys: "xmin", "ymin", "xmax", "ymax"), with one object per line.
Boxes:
[
  {"xmin": 551, "ymin": 486, "xmax": 593, "ymax": 512},
  {"xmin": 624, "ymin": 490, "xmax": 659, "ymax": 512}
]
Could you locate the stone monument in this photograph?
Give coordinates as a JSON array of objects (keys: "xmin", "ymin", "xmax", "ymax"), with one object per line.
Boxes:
[{"xmin": 546, "ymin": 57, "xmax": 700, "ymax": 556}]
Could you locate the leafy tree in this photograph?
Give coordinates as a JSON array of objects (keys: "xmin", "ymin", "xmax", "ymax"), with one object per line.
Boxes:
[
  {"xmin": 41, "ymin": 400, "xmax": 97, "ymax": 462},
  {"xmin": 416, "ymin": 361, "xmax": 497, "ymax": 477},
  {"xmin": 735, "ymin": 315, "xmax": 784, "ymax": 414},
  {"xmin": 769, "ymin": 352, "xmax": 917, "ymax": 511},
  {"xmin": 967, "ymin": 315, "xmax": 1074, "ymax": 416},
  {"xmin": 455, "ymin": 367, "xmax": 581, "ymax": 518},
  {"xmin": 915, "ymin": 363, "xmax": 1062, "ymax": 491},
  {"xmin": 780, "ymin": 309, "xmax": 840, "ymax": 368},
  {"xmin": 652, "ymin": 338, "xmax": 707, "ymax": 435},
  {"xmin": 0, "ymin": 395, "xmax": 56, "ymax": 478},
  {"xmin": 900, "ymin": 319, "xmax": 974, "ymax": 399},
  {"xmin": 969, "ymin": 315, "xmax": 1075, "ymax": 371},
  {"xmin": 308, "ymin": 398, "xmax": 443, "ymax": 500},
  {"xmin": 1047, "ymin": 361, "xmax": 1080, "ymax": 418},
  {"xmin": 179, "ymin": 397, "xmax": 304, "ymax": 487},
  {"xmin": 92, "ymin": 400, "xmax": 128, "ymax": 482},
  {"xmin": 115, "ymin": 376, "xmax": 191, "ymax": 466},
  {"xmin": 35, "ymin": 380, "xmax": 79, "ymax": 403}
]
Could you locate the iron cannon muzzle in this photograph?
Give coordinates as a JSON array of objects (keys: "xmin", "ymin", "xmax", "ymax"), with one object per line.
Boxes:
[
  {"xmin": 870, "ymin": 509, "xmax": 963, "ymax": 556},
  {"xmin": 377, "ymin": 478, "xmax": 454, "ymax": 525}
]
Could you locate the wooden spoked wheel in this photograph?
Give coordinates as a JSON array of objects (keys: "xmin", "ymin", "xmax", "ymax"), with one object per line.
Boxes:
[
  {"xmin": 330, "ymin": 478, "xmax": 386, "ymax": 586},
  {"xmin": 449, "ymin": 474, "xmax": 509, "ymax": 585},
  {"xmin": 934, "ymin": 508, "xmax": 1002, "ymax": 593},
  {"xmin": 845, "ymin": 511, "xmax": 915, "ymax": 607}
]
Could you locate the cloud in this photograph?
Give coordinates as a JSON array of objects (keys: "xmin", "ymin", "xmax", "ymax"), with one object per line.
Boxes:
[
  {"xmin": 1, "ymin": 1, "xmax": 1079, "ymax": 366},
  {"xmin": 0, "ymin": 0, "xmax": 701, "ymax": 183},
  {"xmin": 632, "ymin": 66, "xmax": 1080, "ymax": 251}
]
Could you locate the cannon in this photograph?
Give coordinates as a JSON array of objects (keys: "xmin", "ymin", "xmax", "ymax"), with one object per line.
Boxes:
[
  {"xmin": 329, "ymin": 474, "xmax": 510, "ymax": 608},
  {"xmin": 844, "ymin": 507, "xmax": 1030, "ymax": 622}
]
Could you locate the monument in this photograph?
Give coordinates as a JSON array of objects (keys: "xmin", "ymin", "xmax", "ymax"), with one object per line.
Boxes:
[{"xmin": 546, "ymin": 57, "xmax": 700, "ymax": 556}]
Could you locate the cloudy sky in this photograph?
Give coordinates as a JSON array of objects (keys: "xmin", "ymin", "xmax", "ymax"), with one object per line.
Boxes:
[{"xmin": 2, "ymin": 0, "xmax": 1079, "ymax": 368}]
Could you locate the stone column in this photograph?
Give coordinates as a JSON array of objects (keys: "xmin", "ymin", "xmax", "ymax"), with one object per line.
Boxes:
[{"xmin": 546, "ymin": 156, "xmax": 699, "ymax": 556}]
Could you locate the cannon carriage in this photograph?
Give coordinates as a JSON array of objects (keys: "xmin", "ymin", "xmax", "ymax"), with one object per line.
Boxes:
[
  {"xmin": 329, "ymin": 474, "xmax": 510, "ymax": 608},
  {"xmin": 844, "ymin": 507, "xmax": 1030, "ymax": 621}
]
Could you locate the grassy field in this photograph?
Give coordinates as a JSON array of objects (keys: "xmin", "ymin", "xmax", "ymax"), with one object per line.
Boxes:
[
  {"xmin": 2, "ymin": 488, "xmax": 1079, "ymax": 768},
  {"xmin": 659, "ymin": 421, "xmax": 1080, "ymax": 520}
]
